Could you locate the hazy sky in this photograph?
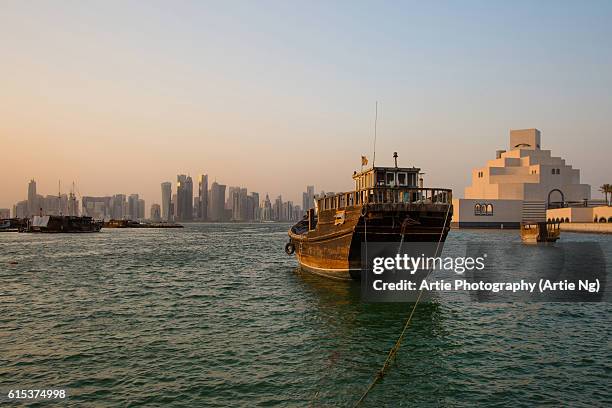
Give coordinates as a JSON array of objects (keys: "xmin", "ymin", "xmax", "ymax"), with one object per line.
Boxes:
[{"xmin": 1, "ymin": 1, "xmax": 611, "ymax": 210}]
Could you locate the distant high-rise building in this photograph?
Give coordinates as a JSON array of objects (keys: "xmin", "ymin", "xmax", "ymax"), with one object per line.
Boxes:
[
  {"xmin": 273, "ymin": 196, "xmax": 283, "ymax": 221},
  {"xmin": 198, "ymin": 174, "xmax": 208, "ymax": 221},
  {"xmin": 282, "ymin": 201, "xmax": 294, "ymax": 221},
  {"xmin": 39, "ymin": 194, "xmax": 62, "ymax": 216},
  {"xmin": 261, "ymin": 194, "xmax": 272, "ymax": 221},
  {"xmin": 161, "ymin": 182, "xmax": 172, "ymax": 222},
  {"xmin": 302, "ymin": 185, "xmax": 315, "ymax": 213},
  {"xmin": 226, "ymin": 186, "xmax": 239, "ymax": 210},
  {"xmin": 27, "ymin": 179, "xmax": 37, "ymax": 217},
  {"xmin": 231, "ymin": 188, "xmax": 249, "ymax": 221},
  {"xmin": 250, "ymin": 192, "xmax": 259, "ymax": 221},
  {"xmin": 111, "ymin": 194, "xmax": 126, "ymax": 219},
  {"xmin": 171, "ymin": 193, "xmax": 177, "ymax": 220},
  {"xmin": 150, "ymin": 204, "xmax": 161, "ymax": 222},
  {"xmin": 128, "ymin": 194, "xmax": 139, "ymax": 220},
  {"xmin": 0, "ymin": 208, "xmax": 10, "ymax": 219},
  {"xmin": 208, "ymin": 182, "xmax": 226, "ymax": 222},
  {"xmin": 14, "ymin": 201, "xmax": 28, "ymax": 218},
  {"xmin": 82, "ymin": 196, "xmax": 111, "ymax": 219},
  {"xmin": 138, "ymin": 199, "xmax": 145, "ymax": 220},
  {"xmin": 193, "ymin": 196, "xmax": 200, "ymax": 219},
  {"xmin": 176, "ymin": 175, "xmax": 193, "ymax": 221}
]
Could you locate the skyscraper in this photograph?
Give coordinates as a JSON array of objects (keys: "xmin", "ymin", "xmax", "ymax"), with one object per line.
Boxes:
[
  {"xmin": 150, "ymin": 204, "xmax": 161, "ymax": 222},
  {"xmin": 302, "ymin": 185, "xmax": 315, "ymax": 213},
  {"xmin": 176, "ymin": 174, "xmax": 193, "ymax": 221},
  {"xmin": 161, "ymin": 182, "xmax": 172, "ymax": 222},
  {"xmin": 231, "ymin": 188, "xmax": 248, "ymax": 221},
  {"xmin": 198, "ymin": 174, "xmax": 208, "ymax": 221},
  {"xmin": 208, "ymin": 182, "xmax": 226, "ymax": 222},
  {"xmin": 138, "ymin": 199, "xmax": 145, "ymax": 220},
  {"xmin": 261, "ymin": 194, "xmax": 272, "ymax": 221},
  {"xmin": 27, "ymin": 179, "xmax": 37, "ymax": 217},
  {"xmin": 128, "ymin": 194, "xmax": 139, "ymax": 220},
  {"xmin": 226, "ymin": 186, "xmax": 239, "ymax": 210},
  {"xmin": 250, "ymin": 192, "xmax": 259, "ymax": 221}
]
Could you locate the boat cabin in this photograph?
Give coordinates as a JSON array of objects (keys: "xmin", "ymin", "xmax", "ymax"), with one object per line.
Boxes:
[
  {"xmin": 313, "ymin": 165, "xmax": 451, "ymax": 216},
  {"xmin": 353, "ymin": 166, "xmax": 421, "ymax": 190}
]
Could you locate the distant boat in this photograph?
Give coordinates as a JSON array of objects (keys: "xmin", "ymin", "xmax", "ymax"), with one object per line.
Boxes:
[
  {"xmin": 0, "ymin": 218, "xmax": 30, "ymax": 232},
  {"xmin": 103, "ymin": 219, "xmax": 183, "ymax": 228},
  {"xmin": 23, "ymin": 215, "xmax": 102, "ymax": 233},
  {"xmin": 286, "ymin": 154, "xmax": 453, "ymax": 280},
  {"xmin": 520, "ymin": 221, "xmax": 560, "ymax": 243},
  {"xmin": 0, "ymin": 219, "xmax": 11, "ymax": 231}
]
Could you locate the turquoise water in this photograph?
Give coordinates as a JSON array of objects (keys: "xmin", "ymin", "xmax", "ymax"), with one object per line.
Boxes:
[{"xmin": 0, "ymin": 224, "xmax": 610, "ymax": 406}]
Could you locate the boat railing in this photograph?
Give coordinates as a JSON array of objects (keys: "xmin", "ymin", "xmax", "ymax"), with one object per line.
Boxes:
[{"xmin": 317, "ymin": 187, "xmax": 452, "ymax": 211}]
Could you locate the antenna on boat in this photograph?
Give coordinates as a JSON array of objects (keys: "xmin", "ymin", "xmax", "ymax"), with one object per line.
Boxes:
[{"xmin": 372, "ymin": 101, "xmax": 378, "ymax": 167}]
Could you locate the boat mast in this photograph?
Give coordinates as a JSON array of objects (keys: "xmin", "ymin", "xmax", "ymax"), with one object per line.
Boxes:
[{"xmin": 372, "ymin": 101, "xmax": 378, "ymax": 167}]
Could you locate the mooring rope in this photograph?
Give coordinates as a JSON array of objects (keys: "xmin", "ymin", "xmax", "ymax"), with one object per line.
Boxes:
[{"xmin": 352, "ymin": 200, "xmax": 452, "ymax": 407}]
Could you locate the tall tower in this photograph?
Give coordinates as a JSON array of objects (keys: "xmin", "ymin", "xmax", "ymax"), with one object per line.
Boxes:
[
  {"xmin": 161, "ymin": 182, "xmax": 172, "ymax": 222},
  {"xmin": 208, "ymin": 182, "xmax": 226, "ymax": 222},
  {"xmin": 198, "ymin": 174, "xmax": 208, "ymax": 221},
  {"xmin": 176, "ymin": 175, "xmax": 193, "ymax": 221},
  {"xmin": 128, "ymin": 194, "xmax": 139, "ymax": 220},
  {"xmin": 27, "ymin": 179, "xmax": 37, "ymax": 217},
  {"xmin": 302, "ymin": 185, "xmax": 315, "ymax": 212}
]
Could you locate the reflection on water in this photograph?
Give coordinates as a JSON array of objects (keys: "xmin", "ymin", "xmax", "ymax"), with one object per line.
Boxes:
[{"xmin": 0, "ymin": 224, "xmax": 610, "ymax": 406}]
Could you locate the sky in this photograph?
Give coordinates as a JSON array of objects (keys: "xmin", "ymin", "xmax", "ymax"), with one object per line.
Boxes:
[{"xmin": 1, "ymin": 1, "xmax": 611, "ymax": 211}]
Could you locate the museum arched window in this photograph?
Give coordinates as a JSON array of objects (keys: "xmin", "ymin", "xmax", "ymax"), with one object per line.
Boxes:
[
  {"xmin": 565, "ymin": 217, "xmax": 570, "ymax": 223},
  {"xmin": 474, "ymin": 204, "xmax": 481, "ymax": 215},
  {"xmin": 594, "ymin": 216, "xmax": 599, "ymax": 223},
  {"xmin": 600, "ymin": 217, "xmax": 607, "ymax": 223},
  {"xmin": 486, "ymin": 204, "xmax": 493, "ymax": 216}
]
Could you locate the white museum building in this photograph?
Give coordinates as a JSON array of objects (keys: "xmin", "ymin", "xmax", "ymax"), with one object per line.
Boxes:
[{"xmin": 451, "ymin": 128, "xmax": 592, "ymax": 228}]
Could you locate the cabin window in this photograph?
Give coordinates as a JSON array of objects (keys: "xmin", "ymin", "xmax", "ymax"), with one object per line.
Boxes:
[
  {"xmin": 376, "ymin": 172, "xmax": 385, "ymax": 186},
  {"xmin": 386, "ymin": 172, "xmax": 395, "ymax": 186},
  {"xmin": 397, "ymin": 172, "xmax": 407, "ymax": 186},
  {"xmin": 408, "ymin": 173, "xmax": 416, "ymax": 186}
]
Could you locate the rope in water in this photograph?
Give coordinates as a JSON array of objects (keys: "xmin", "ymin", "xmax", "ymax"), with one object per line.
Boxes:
[{"xmin": 352, "ymin": 200, "xmax": 452, "ymax": 407}]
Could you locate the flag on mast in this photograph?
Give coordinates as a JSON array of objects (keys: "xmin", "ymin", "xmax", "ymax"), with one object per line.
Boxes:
[{"xmin": 361, "ymin": 156, "xmax": 368, "ymax": 166}]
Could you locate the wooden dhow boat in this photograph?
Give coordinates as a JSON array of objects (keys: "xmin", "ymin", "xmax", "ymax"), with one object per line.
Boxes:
[{"xmin": 286, "ymin": 153, "xmax": 453, "ymax": 280}]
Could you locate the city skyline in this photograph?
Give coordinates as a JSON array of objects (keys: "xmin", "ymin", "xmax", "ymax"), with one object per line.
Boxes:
[
  {"xmin": 1, "ymin": 2, "xmax": 611, "ymax": 209},
  {"xmin": 6, "ymin": 176, "xmax": 314, "ymax": 223}
]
